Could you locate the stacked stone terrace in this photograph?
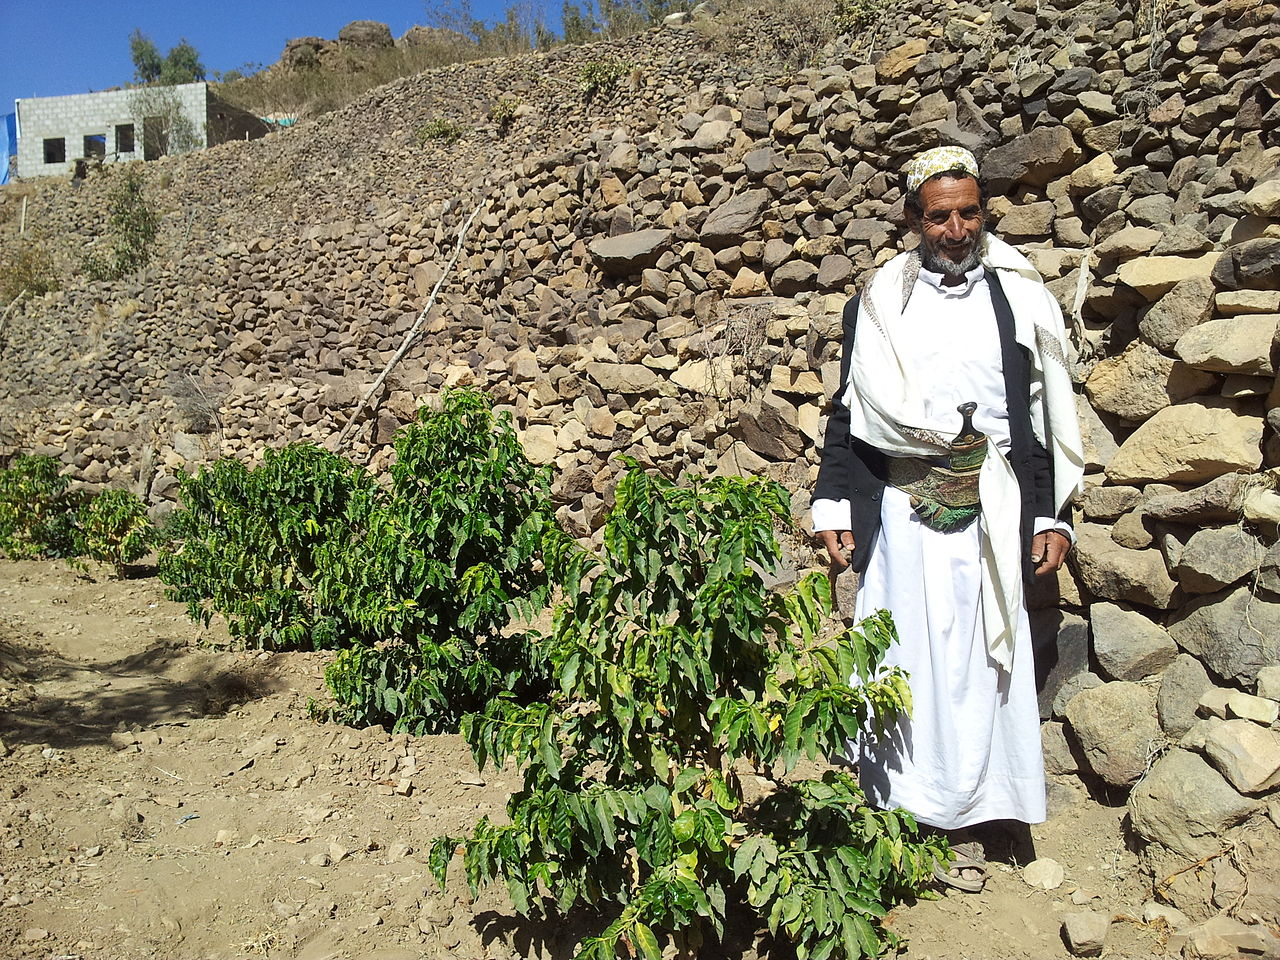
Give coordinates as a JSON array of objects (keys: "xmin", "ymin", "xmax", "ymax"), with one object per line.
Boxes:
[{"xmin": 2, "ymin": 0, "xmax": 1280, "ymax": 945}]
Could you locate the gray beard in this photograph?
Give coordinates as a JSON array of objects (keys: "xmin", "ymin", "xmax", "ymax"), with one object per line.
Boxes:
[{"xmin": 919, "ymin": 231, "xmax": 984, "ymax": 277}]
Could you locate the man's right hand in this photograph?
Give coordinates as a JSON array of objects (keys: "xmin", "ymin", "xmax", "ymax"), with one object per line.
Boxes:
[{"xmin": 820, "ymin": 530, "xmax": 856, "ymax": 568}]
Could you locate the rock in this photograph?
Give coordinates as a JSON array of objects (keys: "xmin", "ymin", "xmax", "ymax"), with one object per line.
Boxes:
[
  {"xmin": 338, "ymin": 20, "xmax": 393, "ymax": 48},
  {"xmin": 1076, "ymin": 395, "xmax": 1119, "ymax": 471},
  {"xmin": 1083, "ymin": 341, "xmax": 1215, "ymax": 423},
  {"xmin": 699, "ymin": 190, "xmax": 772, "ymax": 249},
  {"xmin": 998, "ymin": 200, "xmax": 1056, "ymax": 237},
  {"xmin": 1258, "ymin": 665, "xmax": 1280, "ymax": 701},
  {"xmin": 1128, "ymin": 749, "xmax": 1261, "ymax": 860},
  {"xmin": 1061, "ymin": 912, "xmax": 1110, "ymax": 957},
  {"xmin": 1095, "ymin": 225, "xmax": 1163, "ymax": 258},
  {"xmin": 1072, "ymin": 523, "xmax": 1180, "ymax": 609},
  {"xmin": 770, "ymin": 260, "xmax": 818, "ymax": 296},
  {"xmin": 1090, "ymin": 602, "xmax": 1179, "ymax": 680},
  {"xmin": 1053, "ymin": 671, "xmax": 1104, "ymax": 719},
  {"xmin": 1142, "ymin": 902, "xmax": 1190, "ymax": 931},
  {"xmin": 1244, "ymin": 179, "xmax": 1280, "ymax": 217},
  {"xmin": 1199, "ymin": 687, "xmax": 1232, "ymax": 719},
  {"xmin": 1069, "ymin": 154, "xmax": 1118, "ymax": 194},
  {"xmin": 1080, "ymin": 485, "xmax": 1143, "ymax": 522},
  {"xmin": 1168, "ymin": 584, "xmax": 1280, "ymax": 685},
  {"xmin": 1175, "ymin": 314, "xmax": 1279, "ymax": 376},
  {"xmin": 1173, "ymin": 526, "xmax": 1266, "ymax": 594},
  {"xmin": 1105, "ymin": 400, "xmax": 1263, "ymax": 485},
  {"xmin": 1213, "ymin": 238, "xmax": 1280, "ymax": 291},
  {"xmin": 1158, "ymin": 655, "xmax": 1215, "ymax": 739},
  {"xmin": 1203, "ymin": 719, "xmax": 1280, "ymax": 794},
  {"xmin": 1023, "ymin": 857, "xmax": 1066, "ymax": 890},
  {"xmin": 1118, "ymin": 253, "xmax": 1221, "ymax": 301},
  {"xmin": 588, "ymin": 229, "xmax": 673, "ymax": 275},
  {"xmin": 1064, "ymin": 681, "xmax": 1162, "ymax": 787},
  {"xmin": 731, "ymin": 395, "xmax": 804, "ymax": 460},
  {"xmin": 983, "ymin": 126, "xmax": 1083, "ymax": 191},
  {"xmin": 1143, "ymin": 473, "xmax": 1249, "ymax": 524},
  {"xmin": 584, "ymin": 362, "xmax": 660, "ymax": 394},
  {"xmin": 520, "ymin": 425, "xmax": 557, "ymax": 465},
  {"xmin": 1225, "ymin": 691, "xmax": 1280, "ymax": 726},
  {"xmin": 1181, "ymin": 915, "xmax": 1280, "ymax": 960},
  {"xmin": 714, "ymin": 441, "xmax": 769, "ymax": 478},
  {"xmin": 1033, "ymin": 610, "xmax": 1091, "ymax": 719},
  {"xmin": 1139, "ymin": 276, "xmax": 1216, "ymax": 352},
  {"xmin": 875, "ymin": 39, "xmax": 927, "ymax": 80},
  {"xmin": 1042, "ymin": 721, "xmax": 1078, "ymax": 775}
]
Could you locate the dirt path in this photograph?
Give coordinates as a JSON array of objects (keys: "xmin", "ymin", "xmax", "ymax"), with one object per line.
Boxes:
[{"xmin": 0, "ymin": 560, "xmax": 1171, "ymax": 960}]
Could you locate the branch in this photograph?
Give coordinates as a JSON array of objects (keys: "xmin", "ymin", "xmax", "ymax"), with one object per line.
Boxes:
[{"xmin": 334, "ymin": 202, "xmax": 484, "ymax": 451}]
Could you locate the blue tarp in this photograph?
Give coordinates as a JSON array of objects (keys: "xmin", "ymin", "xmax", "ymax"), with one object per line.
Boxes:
[{"xmin": 1, "ymin": 113, "xmax": 15, "ymax": 184}]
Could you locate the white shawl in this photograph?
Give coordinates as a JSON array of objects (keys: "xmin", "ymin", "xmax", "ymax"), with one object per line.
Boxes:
[{"xmin": 841, "ymin": 234, "xmax": 1085, "ymax": 670}]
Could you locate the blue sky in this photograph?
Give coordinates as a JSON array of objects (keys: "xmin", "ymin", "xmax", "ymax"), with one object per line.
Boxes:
[{"xmin": 1, "ymin": 1, "xmax": 522, "ymax": 112}]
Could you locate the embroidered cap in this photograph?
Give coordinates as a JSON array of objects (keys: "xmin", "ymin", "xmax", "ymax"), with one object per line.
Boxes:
[{"xmin": 904, "ymin": 146, "xmax": 980, "ymax": 192}]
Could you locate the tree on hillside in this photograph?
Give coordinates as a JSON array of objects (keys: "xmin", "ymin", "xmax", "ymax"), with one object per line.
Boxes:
[
  {"xmin": 129, "ymin": 30, "xmax": 207, "ymax": 86},
  {"xmin": 129, "ymin": 29, "xmax": 164, "ymax": 84}
]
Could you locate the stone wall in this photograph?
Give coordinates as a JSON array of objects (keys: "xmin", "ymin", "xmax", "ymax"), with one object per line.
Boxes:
[{"xmin": 2, "ymin": 0, "xmax": 1280, "ymax": 933}]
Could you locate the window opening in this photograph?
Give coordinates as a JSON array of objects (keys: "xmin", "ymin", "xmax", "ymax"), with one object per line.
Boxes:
[
  {"xmin": 115, "ymin": 124, "xmax": 135, "ymax": 154},
  {"xmin": 84, "ymin": 134, "xmax": 106, "ymax": 160},
  {"xmin": 142, "ymin": 116, "xmax": 168, "ymax": 160},
  {"xmin": 43, "ymin": 137, "xmax": 65, "ymax": 164}
]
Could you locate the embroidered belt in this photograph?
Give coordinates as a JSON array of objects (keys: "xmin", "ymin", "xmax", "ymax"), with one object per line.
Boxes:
[{"xmin": 885, "ymin": 402, "xmax": 988, "ymax": 533}]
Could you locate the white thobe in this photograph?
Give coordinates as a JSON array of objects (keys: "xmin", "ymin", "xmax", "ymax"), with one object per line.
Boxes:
[{"xmin": 814, "ymin": 265, "xmax": 1047, "ymax": 830}]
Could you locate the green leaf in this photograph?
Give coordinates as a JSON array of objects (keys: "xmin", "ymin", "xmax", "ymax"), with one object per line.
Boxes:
[{"xmin": 632, "ymin": 922, "xmax": 661, "ymax": 960}]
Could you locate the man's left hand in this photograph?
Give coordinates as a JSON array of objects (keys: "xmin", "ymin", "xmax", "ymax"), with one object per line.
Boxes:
[{"xmin": 1031, "ymin": 530, "xmax": 1071, "ymax": 575}]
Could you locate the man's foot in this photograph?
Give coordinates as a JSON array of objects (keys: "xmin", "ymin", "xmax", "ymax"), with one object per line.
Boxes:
[{"xmin": 932, "ymin": 841, "xmax": 989, "ymax": 893}]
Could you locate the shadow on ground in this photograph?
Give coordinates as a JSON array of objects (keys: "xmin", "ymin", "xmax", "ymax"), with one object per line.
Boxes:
[{"xmin": 0, "ymin": 625, "xmax": 280, "ymax": 749}]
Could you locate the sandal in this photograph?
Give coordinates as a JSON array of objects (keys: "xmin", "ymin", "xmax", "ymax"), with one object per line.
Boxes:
[{"xmin": 932, "ymin": 842, "xmax": 989, "ymax": 893}]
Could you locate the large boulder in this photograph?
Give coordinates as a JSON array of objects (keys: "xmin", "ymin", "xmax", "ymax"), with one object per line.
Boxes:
[
  {"xmin": 1203, "ymin": 719, "xmax": 1280, "ymax": 795},
  {"xmin": 1105, "ymin": 400, "xmax": 1263, "ymax": 485},
  {"xmin": 1177, "ymin": 313, "xmax": 1279, "ymax": 377},
  {"xmin": 1129, "ymin": 749, "xmax": 1262, "ymax": 860},
  {"xmin": 1083, "ymin": 341, "xmax": 1215, "ymax": 423},
  {"xmin": 1138, "ymin": 276, "xmax": 1215, "ymax": 352},
  {"xmin": 699, "ymin": 190, "xmax": 772, "ymax": 249},
  {"xmin": 1072, "ymin": 523, "xmax": 1180, "ymax": 609},
  {"xmin": 588, "ymin": 230, "xmax": 673, "ymax": 276},
  {"xmin": 1142, "ymin": 474, "xmax": 1250, "ymax": 524},
  {"xmin": 982, "ymin": 126, "xmax": 1083, "ymax": 191},
  {"xmin": 1064, "ymin": 681, "xmax": 1163, "ymax": 787},
  {"xmin": 337, "ymin": 20, "xmax": 394, "ymax": 48},
  {"xmin": 1167, "ymin": 584, "xmax": 1280, "ymax": 685},
  {"xmin": 1172, "ymin": 526, "xmax": 1267, "ymax": 594},
  {"xmin": 584, "ymin": 362, "xmax": 661, "ymax": 394},
  {"xmin": 1212, "ymin": 238, "xmax": 1280, "ymax": 291},
  {"xmin": 1090, "ymin": 602, "xmax": 1179, "ymax": 681},
  {"xmin": 1117, "ymin": 254, "xmax": 1221, "ymax": 301},
  {"xmin": 1157, "ymin": 654, "xmax": 1214, "ymax": 739}
]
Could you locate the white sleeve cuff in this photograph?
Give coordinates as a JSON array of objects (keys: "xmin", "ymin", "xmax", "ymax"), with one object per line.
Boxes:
[
  {"xmin": 1034, "ymin": 516, "xmax": 1075, "ymax": 546},
  {"xmin": 811, "ymin": 498, "xmax": 852, "ymax": 534}
]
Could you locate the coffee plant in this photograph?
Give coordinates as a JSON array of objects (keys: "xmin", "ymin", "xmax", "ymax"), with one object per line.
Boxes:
[
  {"xmin": 431, "ymin": 462, "xmax": 946, "ymax": 959},
  {"xmin": 319, "ymin": 388, "xmax": 553, "ymax": 733},
  {"xmin": 79, "ymin": 488, "xmax": 154, "ymax": 578},
  {"xmin": 0, "ymin": 454, "xmax": 84, "ymax": 559},
  {"xmin": 158, "ymin": 442, "xmax": 375, "ymax": 649}
]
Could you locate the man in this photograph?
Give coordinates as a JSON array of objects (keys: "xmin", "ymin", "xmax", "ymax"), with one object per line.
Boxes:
[{"xmin": 811, "ymin": 146, "xmax": 1084, "ymax": 889}]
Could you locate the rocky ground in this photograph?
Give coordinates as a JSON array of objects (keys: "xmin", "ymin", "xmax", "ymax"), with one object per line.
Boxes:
[{"xmin": 0, "ymin": 558, "xmax": 1176, "ymax": 960}]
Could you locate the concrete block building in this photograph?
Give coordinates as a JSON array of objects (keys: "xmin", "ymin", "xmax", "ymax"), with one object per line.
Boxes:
[{"xmin": 13, "ymin": 82, "xmax": 269, "ymax": 179}]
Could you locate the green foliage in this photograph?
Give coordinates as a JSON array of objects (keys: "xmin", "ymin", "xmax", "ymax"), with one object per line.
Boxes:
[
  {"xmin": 318, "ymin": 389, "xmax": 553, "ymax": 732},
  {"xmin": 158, "ymin": 443, "xmax": 374, "ymax": 650},
  {"xmin": 579, "ymin": 58, "xmax": 632, "ymax": 99},
  {"xmin": 833, "ymin": 0, "xmax": 891, "ymax": 32},
  {"xmin": 159, "ymin": 39, "xmax": 206, "ymax": 85},
  {"xmin": 129, "ymin": 29, "xmax": 164, "ymax": 84},
  {"xmin": 415, "ymin": 118, "xmax": 467, "ymax": 146},
  {"xmin": 431, "ymin": 463, "xmax": 946, "ymax": 959},
  {"xmin": 130, "ymin": 29, "xmax": 206, "ymax": 85},
  {"xmin": 0, "ymin": 455, "xmax": 84, "ymax": 560},
  {"xmin": 158, "ymin": 388, "xmax": 554, "ymax": 734},
  {"xmin": 0, "ymin": 241, "xmax": 59, "ymax": 304},
  {"xmin": 83, "ymin": 168, "xmax": 158, "ymax": 281},
  {"xmin": 79, "ymin": 489, "xmax": 154, "ymax": 578},
  {"xmin": 489, "ymin": 96, "xmax": 522, "ymax": 134}
]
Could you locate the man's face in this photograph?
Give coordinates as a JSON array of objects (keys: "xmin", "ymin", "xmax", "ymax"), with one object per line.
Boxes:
[{"xmin": 910, "ymin": 175, "xmax": 985, "ymax": 278}]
